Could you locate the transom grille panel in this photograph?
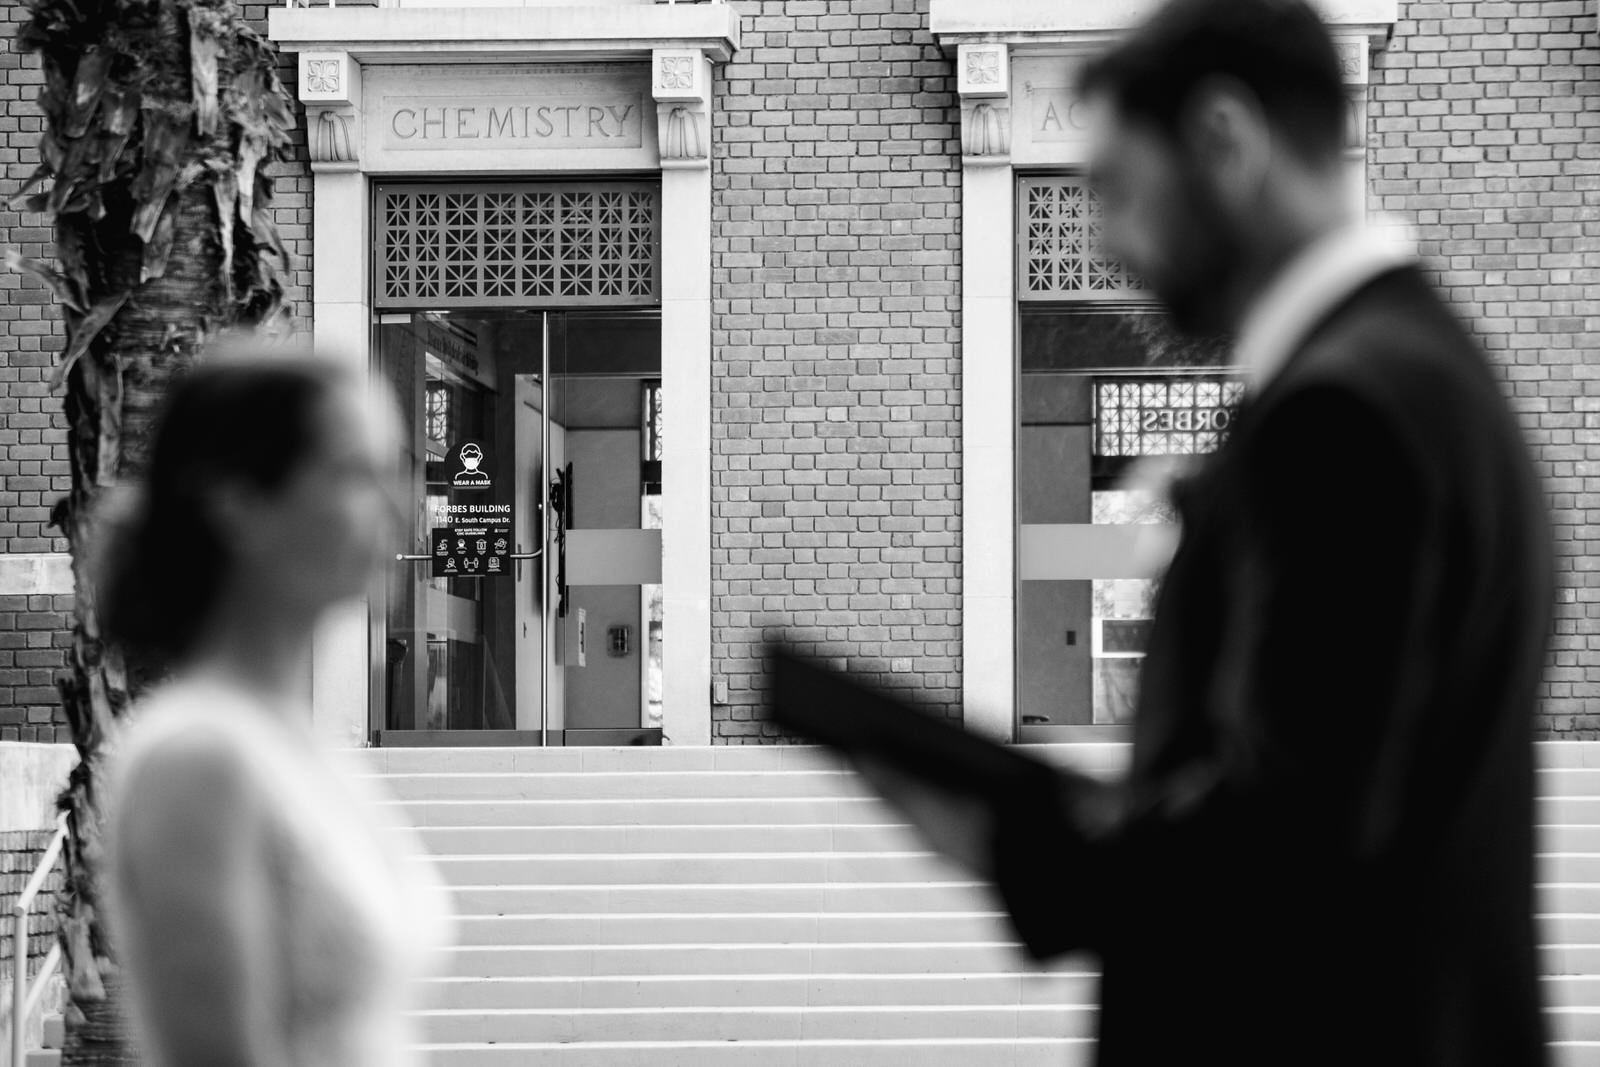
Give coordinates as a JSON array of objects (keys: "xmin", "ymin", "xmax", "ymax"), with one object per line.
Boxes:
[
  {"xmin": 1019, "ymin": 176, "xmax": 1146, "ymax": 301},
  {"xmin": 377, "ymin": 184, "xmax": 660, "ymax": 309}
]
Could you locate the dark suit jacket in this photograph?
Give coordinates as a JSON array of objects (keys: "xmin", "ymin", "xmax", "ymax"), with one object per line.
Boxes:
[{"xmin": 993, "ymin": 267, "xmax": 1554, "ymax": 1066}]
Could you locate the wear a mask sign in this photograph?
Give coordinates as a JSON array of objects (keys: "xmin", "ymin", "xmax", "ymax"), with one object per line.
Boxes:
[{"xmin": 432, "ymin": 440, "xmax": 512, "ymax": 578}]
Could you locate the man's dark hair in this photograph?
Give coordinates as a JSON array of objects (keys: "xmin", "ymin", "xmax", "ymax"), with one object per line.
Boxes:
[{"xmin": 1078, "ymin": 0, "xmax": 1348, "ymax": 165}]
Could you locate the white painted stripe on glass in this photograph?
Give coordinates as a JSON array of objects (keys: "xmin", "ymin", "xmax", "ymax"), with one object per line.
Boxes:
[
  {"xmin": 1019, "ymin": 524, "xmax": 1179, "ymax": 581},
  {"xmin": 568, "ymin": 529, "xmax": 664, "ymax": 586}
]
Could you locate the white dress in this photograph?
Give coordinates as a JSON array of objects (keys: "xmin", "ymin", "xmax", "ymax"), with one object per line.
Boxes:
[{"xmin": 103, "ymin": 679, "xmax": 452, "ymax": 1067}]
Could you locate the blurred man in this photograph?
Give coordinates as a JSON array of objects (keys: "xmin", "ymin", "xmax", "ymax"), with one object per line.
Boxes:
[{"xmin": 860, "ymin": 0, "xmax": 1555, "ymax": 1063}]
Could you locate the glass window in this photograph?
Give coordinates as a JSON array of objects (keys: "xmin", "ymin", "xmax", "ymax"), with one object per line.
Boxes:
[{"xmin": 1016, "ymin": 308, "xmax": 1237, "ymax": 731}]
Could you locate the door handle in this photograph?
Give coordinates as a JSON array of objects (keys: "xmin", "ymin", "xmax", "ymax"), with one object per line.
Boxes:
[{"xmin": 513, "ymin": 546, "xmax": 542, "ymax": 581}]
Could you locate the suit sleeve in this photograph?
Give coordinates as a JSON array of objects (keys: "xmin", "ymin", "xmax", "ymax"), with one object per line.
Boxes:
[{"xmin": 989, "ymin": 382, "xmax": 1436, "ymax": 960}]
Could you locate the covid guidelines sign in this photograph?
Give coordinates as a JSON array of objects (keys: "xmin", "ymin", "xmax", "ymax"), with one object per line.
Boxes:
[
  {"xmin": 433, "ymin": 437, "xmax": 512, "ymax": 578},
  {"xmin": 431, "ymin": 504, "xmax": 514, "ymax": 579}
]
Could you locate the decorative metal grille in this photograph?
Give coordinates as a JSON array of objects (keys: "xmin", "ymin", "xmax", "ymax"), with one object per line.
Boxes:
[
  {"xmin": 644, "ymin": 381, "xmax": 663, "ymax": 462},
  {"xmin": 1019, "ymin": 176, "xmax": 1146, "ymax": 301},
  {"xmin": 377, "ymin": 184, "xmax": 660, "ymax": 309},
  {"xmin": 425, "ymin": 382, "xmax": 450, "ymax": 446},
  {"xmin": 1096, "ymin": 375, "xmax": 1246, "ymax": 457}
]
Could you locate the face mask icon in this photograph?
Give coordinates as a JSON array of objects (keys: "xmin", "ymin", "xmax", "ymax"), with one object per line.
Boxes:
[{"xmin": 452, "ymin": 442, "xmax": 491, "ymax": 487}]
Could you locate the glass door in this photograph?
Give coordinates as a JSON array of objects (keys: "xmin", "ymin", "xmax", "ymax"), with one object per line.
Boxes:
[
  {"xmin": 374, "ymin": 310, "xmax": 663, "ymax": 745},
  {"xmin": 546, "ymin": 310, "xmax": 664, "ymax": 743}
]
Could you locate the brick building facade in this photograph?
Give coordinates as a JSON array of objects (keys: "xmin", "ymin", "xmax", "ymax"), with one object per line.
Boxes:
[
  {"xmin": 0, "ymin": 0, "xmax": 1596, "ymax": 744},
  {"xmin": 709, "ymin": 1, "xmax": 964, "ymax": 738}
]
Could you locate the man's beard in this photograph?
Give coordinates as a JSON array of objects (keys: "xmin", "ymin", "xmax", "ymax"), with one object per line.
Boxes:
[{"xmin": 1146, "ymin": 184, "xmax": 1242, "ymax": 339}]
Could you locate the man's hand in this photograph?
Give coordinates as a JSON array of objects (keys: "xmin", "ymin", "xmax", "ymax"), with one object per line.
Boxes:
[{"xmin": 851, "ymin": 755, "xmax": 996, "ymax": 878}]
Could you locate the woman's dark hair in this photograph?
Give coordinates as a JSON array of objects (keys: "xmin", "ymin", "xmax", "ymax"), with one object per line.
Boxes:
[
  {"xmin": 100, "ymin": 357, "xmax": 357, "ymax": 667},
  {"xmin": 1078, "ymin": 0, "xmax": 1348, "ymax": 167}
]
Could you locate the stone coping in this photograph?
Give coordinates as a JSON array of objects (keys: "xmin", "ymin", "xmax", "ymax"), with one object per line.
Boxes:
[
  {"xmin": 269, "ymin": 2, "xmax": 740, "ymax": 62},
  {"xmin": 929, "ymin": 0, "xmax": 1397, "ymax": 48}
]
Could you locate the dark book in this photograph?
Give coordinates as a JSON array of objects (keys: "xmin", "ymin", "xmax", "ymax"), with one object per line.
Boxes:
[{"xmin": 767, "ymin": 645, "xmax": 1059, "ymax": 805}]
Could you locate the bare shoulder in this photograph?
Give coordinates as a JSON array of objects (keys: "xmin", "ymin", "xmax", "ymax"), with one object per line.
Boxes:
[{"xmin": 108, "ymin": 686, "xmax": 273, "ymax": 859}]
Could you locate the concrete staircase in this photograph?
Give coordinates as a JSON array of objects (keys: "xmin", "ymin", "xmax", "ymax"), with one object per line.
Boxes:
[
  {"xmin": 376, "ymin": 741, "xmax": 1600, "ymax": 1066},
  {"xmin": 27, "ymin": 741, "xmax": 1600, "ymax": 1065}
]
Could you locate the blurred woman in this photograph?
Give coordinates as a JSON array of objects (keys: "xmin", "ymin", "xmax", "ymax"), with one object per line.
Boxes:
[{"xmin": 97, "ymin": 354, "xmax": 450, "ymax": 1067}]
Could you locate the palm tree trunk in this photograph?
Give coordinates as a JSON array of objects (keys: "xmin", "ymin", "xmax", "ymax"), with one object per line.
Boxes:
[{"xmin": 15, "ymin": 0, "xmax": 295, "ymax": 1058}]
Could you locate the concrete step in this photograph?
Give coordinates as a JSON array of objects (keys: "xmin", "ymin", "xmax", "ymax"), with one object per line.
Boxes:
[
  {"xmin": 411, "ymin": 819, "xmax": 1600, "ymax": 857},
  {"xmin": 443, "ymin": 940, "xmax": 1600, "ymax": 981},
  {"xmin": 361, "ymin": 740, "xmax": 1598, "ymax": 774},
  {"xmin": 1546, "ymin": 855, "xmax": 1600, "ymax": 882},
  {"xmin": 365, "ymin": 746, "xmax": 851, "ymax": 775},
  {"xmin": 24, "ymin": 1054, "xmax": 60, "ymax": 1067},
  {"xmin": 419, "ymin": 972, "xmax": 1097, "ymax": 1011},
  {"xmin": 447, "ymin": 881, "xmax": 998, "ymax": 916},
  {"xmin": 415, "ymin": 1004, "xmax": 1096, "ymax": 1043},
  {"xmin": 1540, "ymin": 884, "xmax": 1600, "ymax": 913},
  {"xmin": 454, "ymin": 911, "xmax": 1016, "ymax": 947},
  {"xmin": 417, "ymin": 824, "xmax": 1595, "ymax": 862},
  {"xmin": 412, "ymin": 1003, "xmax": 1600, "ymax": 1045},
  {"xmin": 361, "ymin": 744, "xmax": 1134, "ymax": 777},
  {"xmin": 412, "ymin": 1037, "xmax": 1092, "ymax": 1066},
  {"xmin": 41, "ymin": 1013, "xmax": 63, "ymax": 1048},
  {"xmin": 443, "ymin": 942, "xmax": 1073, "ymax": 979},
  {"xmin": 447, "ymin": 878, "xmax": 1600, "ymax": 917},
  {"xmin": 1542, "ymin": 915, "xmax": 1600, "ymax": 944},
  {"xmin": 1544, "ymin": 826, "xmax": 1600, "ymax": 852},
  {"xmin": 378, "ymin": 769, "xmax": 1600, "ymax": 804},
  {"xmin": 1541, "ymin": 798, "xmax": 1600, "ymax": 823},
  {"xmin": 446, "ymin": 909, "xmax": 1600, "ymax": 950},
  {"xmin": 375, "ymin": 770, "xmax": 877, "ymax": 801},
  {"xmin": 417, "ymin": 823, "xmax": 923, "ymax": 855},
  {"xmin": 390, "ymin": 797, "xmax": 895, "ymax": 828},
  {"xmin": 430, "ymin": 852, "xmax": 1600, "ymax": 892},
  {"xmin": 1540, "ymin": 944, "xmax": 1600, "ymax": 976},
  {"xmin": 1552, "ymin": 1008, "xmax": 1600, "ymax": 1042},
  {"xmin": 428, "ymin": 851, "xmax": 965, "ymax": 887},
  {"xmin": 1537, "ymin": 769, "xmax": 1600, "ymax": 797},
  {"xmin": 379, "ymin": 787, "xmax": 1600, "ymax": 828},
  {"xmin": 1541, "ymin": 744, "xmax": 1600, "ymax": 769}
]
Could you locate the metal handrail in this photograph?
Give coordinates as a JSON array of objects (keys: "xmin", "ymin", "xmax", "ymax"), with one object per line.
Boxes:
[{"xmin": 7, "ymin": 813, "xmax": 68, "ymax": 1067}]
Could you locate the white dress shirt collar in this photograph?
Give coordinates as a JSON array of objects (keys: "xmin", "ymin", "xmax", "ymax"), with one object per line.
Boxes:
[{"xmin": 1232, "ymin": 222, "xmax": 1416, "ymax": 391}]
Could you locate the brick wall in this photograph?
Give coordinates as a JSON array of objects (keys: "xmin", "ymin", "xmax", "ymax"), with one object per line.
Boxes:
[
  {"xmin": 1369, "ymin": 1, "xmax": 1600, "ymax": 735},
  {"xmin": 0, "ymin": 3, "xmax": 312, "ymax": 742},
  {"xmin": 0, "ymin": 593, "xmax": 71, "ymax": 741},
  {"xmin": 0, "ymin": 827, "xmax": 64, "ymax": 986},
  {"xmin": 0, "ymin": 0, "xmax": 69, "ymax": 567},
  {"xmin": 708, "ymin": 0, "xmax": 963, "ymax": 741},
  {"xmin": 2, "ymin": 0, "xmax": 1598, "ymax": 743}
]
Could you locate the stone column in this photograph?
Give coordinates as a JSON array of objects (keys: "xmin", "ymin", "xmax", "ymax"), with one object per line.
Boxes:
[
  {"xmin": 300, "ymin": 51, "xmax": 373, "ymax": 747},
  {"xmin": 957, "ymin": 43, "xmax": 1016, "ymax": 741},
  {"xmin": 654, "ymin": 48, "xmax": 714, "ymax": 745}
]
